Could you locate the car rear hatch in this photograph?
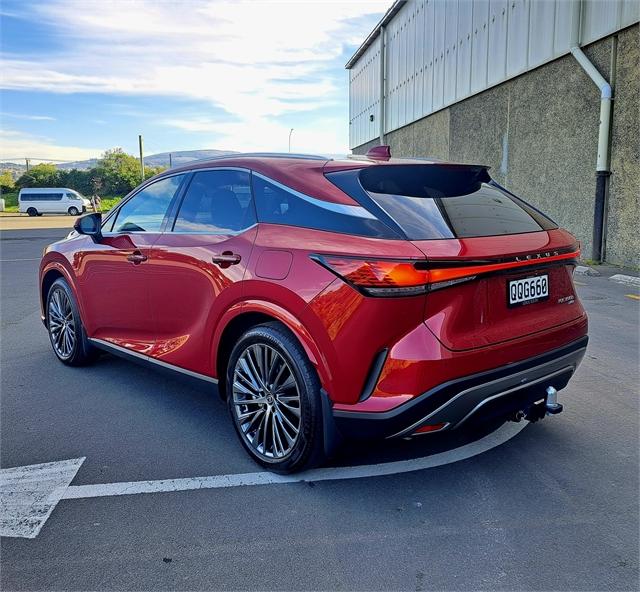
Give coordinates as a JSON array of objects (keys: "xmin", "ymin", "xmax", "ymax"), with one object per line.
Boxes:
[
  {"xmin": 410, "ymin": 231, "xmax": 584, "ymax": 351},
  {"xmin": 326, "ymin": 162, "xmax": 585, "ymax": 352}
]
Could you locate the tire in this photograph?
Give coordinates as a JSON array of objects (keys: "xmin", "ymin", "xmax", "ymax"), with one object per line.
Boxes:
[
  {"xmin": 68, "ymin": 206, "xmax": 79, "ymax": 216},
  {"xmin": 226, "ymin": 323, "xmax": 326, "ymax": 473},
  {"xmin": 27, "ymin": 207, "xmax": 38, "ymax": 217},
  {"xmin": 46, "ymin": 278, "xmax": 97, "ymax": 366}
]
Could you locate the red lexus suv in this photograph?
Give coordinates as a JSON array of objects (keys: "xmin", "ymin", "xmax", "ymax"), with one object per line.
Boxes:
[{"xmin": 39, "ymin": 149, "xmax": 588, "ymax": 472}]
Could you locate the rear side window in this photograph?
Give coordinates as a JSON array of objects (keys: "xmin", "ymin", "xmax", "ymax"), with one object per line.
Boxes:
[
  {"xmin": 251, "ymin": 173, "xmax": 398, "ymax": 238},
  {"xmin": 327, "ymin": 165, "xmax": 557, "ymax": 240},
  {"xmin": 21, "ymin": 193, "xmax": 63, "ymax": 201},
  {"xmin": 173, "ymin": 169, "xmax": 255, "ymax": 233}
]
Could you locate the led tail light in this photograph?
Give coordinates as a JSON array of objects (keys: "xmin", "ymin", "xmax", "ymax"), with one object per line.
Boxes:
[{"xmin": 311, "ymin": 248, "xmax": 580, "ymax": 298}]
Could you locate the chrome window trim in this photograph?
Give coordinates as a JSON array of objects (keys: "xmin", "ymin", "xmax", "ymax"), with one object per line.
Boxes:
[
  {"xmin": 252, "ymin": 171, "xmax": 377, "ymax": 220},
  {"xmin": 88, "ymin": 338, "xmax": 218, "ymax": 384},
  {"xmin": 168, "ymin": 222, "xmax": 258, "ymax": 237}
]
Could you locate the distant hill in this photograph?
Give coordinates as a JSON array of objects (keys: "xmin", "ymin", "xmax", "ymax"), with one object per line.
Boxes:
[
  {"xmin": 0, "ymin": 149, "xmax": 237, "ymax": 174},
  {"xmin": 57, "ymin": 149, "xmax": 237, "ymax": 170}
]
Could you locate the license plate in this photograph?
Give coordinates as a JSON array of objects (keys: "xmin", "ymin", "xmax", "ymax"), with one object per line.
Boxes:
[{"xmin": 508, "ymin": 275, "xmax": 549, "ymax": 307}]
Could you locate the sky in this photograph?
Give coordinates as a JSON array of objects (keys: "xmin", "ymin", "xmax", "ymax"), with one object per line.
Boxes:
[{"xmin": 0, "ymin": 0, "xmax": 389, "ymax": 162}]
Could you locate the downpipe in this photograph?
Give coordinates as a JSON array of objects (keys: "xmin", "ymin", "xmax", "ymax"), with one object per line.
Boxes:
[{"xmin": 569, "ymin": 0, "xmax": 614, "ymax": 262}]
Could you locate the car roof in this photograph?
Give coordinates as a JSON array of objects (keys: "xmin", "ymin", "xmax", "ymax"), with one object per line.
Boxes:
[{"xmin": 155, "ymin": 153, "xmax": 489, "ymax": 206}]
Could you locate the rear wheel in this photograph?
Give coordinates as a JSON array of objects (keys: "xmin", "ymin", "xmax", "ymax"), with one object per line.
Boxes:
[
  {"xmin": 226, "ymin": 324, "xmax": 325, "ymax": 473},
  {"xmin": 46, "ymin": 278, "xmax": 96, "ymax": 366},
  {"xmin": 68, "ymin": 206, "xmax": 79, "ymax": 216},
  {"xmin": 27, "ymin": 207, "xmax": 38, "ymax": 217}
]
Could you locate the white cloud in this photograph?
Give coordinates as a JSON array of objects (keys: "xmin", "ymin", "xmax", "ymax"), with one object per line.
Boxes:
[
  {"xmin": 0, "ymin": 129, "xmax": 103, "ymax": 162},
  {"xmin": 1, "ymin": 0, "xmax": 389, "ymax": 152},
  {"xmin": 164, "ymin": 114, "xmax": 348, "ymax": 154},
  {"xmin": 2, "ymin": 113, "xmax": 56, "ymax": 121}
]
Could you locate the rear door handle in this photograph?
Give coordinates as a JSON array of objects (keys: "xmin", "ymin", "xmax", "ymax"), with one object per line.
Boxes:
[
  {"xmin": 127, "ymin": 251, "xmax": 148, "ymax": 264},
  {"xmin": 211, "ymin": 251, "xmax": 241, "ymax": 266}
]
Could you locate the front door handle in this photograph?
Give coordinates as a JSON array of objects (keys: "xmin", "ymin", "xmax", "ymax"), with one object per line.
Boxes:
[
  {"xmin": 127, "ymin": 251, "xmax": 148, "ymax": 264},
  {"xmin": 211, "ymin": 251, "xmax": 241, "ymax": 267}
]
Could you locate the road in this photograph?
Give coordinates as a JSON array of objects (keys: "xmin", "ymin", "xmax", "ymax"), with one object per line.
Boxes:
[
  {"xmin": 1, "ymin": 228, "xmax": 638, "ymax": 591},
  {"xmin": 0, "ymin": 214, "xmax": 77, "ymax": 232}
]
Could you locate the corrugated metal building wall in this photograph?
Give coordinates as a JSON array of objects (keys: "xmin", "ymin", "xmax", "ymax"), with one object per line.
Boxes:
[{"xmin": 349, "ymin": 0, "xmax": 639, "ymax": 149}]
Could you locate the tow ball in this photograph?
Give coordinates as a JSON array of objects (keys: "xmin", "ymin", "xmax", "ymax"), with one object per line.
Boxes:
[{"xmin": 512, "ymin": 386, "xmax": 564, "ymax": 423}]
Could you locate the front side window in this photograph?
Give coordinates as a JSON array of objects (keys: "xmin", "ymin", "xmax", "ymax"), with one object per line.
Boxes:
[
  {"xmin": 173, "ymin": 169, "xmax": 255, "ymax": 233},
  {"xmin": 110, "ymin": 175, "xmax": 185, "ymax": 233},
  {"xmin": 251, "ymin": 173, "xmax": 397, "ymax": 238}
]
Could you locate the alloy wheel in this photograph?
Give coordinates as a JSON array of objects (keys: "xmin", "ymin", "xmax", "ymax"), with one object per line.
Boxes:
[
  {"xmin": 48, "ymin": 288, "xmax": 76, "ymax": 359},
  {"xmin": 232, "ymin": 343, "xmax": 302, "ymax": 460}
]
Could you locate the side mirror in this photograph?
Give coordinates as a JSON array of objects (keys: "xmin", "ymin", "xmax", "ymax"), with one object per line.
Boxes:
[{"xmin": 74, "ymin": 213, "xmax": 103, "ymax": 242}]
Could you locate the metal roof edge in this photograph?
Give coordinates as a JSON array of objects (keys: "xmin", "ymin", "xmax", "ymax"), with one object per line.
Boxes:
[{"xmin": 345, "ymin": 0, "xmax": 406, "ymax": 70}]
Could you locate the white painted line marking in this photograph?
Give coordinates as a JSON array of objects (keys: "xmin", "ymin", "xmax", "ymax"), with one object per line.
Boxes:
[
  {"xmin": 0, "ymin": 457, "xmax": 85, "ymax": 539},
  {"xmin": 0, "ymin": 258, "xmax": 41, "ymax": 262},
  {"xmin": 63, "ymin": 421, "xmax": 527, "ymax": 500},
  {"xmin": 609, "ymin": 274, "xmax": 640, "ymax": 287}
]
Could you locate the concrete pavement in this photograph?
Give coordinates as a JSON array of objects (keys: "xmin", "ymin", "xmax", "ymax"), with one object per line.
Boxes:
[{"xmin": 1, "ymin": 228, "xmax": 638, "ymax": 591}]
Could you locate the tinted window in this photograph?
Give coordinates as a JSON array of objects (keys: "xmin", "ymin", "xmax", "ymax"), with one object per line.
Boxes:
[
  {"xmin": 21, "ymin": 193, "xmax": 63, "ymax": 201},
  {"xmin": 173, "ymin": 170, "xmax": 255, "ymax": 233},
  {"xmin": 328, "ymin": 165, "xmax": 557, "ymax": 240},
  {"xmin": 111, "ymin": 175, "xmax": 185, "ymax": 233},
  {"xmin": 252, "ymin": 173, "xmax": 398, "ymax": 238}
]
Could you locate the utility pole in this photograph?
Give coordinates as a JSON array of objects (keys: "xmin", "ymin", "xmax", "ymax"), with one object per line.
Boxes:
[
  {"xmin": 288, "ymin": 128, "xmax": 294, "ymax": 153},
  {"xmin": 138, "ymin": 135, "xmax": 145, "ymax": 181},
  {"xmin": 25, "ymin": 158, "xmax": 30, "ymax": 172},
  {"xmin": 169, "ymin": 153, "xmax": 172, "ymax": 168}
]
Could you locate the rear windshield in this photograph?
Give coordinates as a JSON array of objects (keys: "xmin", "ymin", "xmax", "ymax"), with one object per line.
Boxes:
[{"xmin": 327, "ymin": 165, "xmax": 557, "ymax": 240}]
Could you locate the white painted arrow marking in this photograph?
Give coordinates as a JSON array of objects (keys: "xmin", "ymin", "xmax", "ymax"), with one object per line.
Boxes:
[
  {"xmin": 1, "ymin": 421, "xmax": 527, "ymax": 538},
  {"xmin": 0, "ymin": 457, "xmax": 85, "ymax": 539},
  {"xmin": 63, "ymin": 421, "xmax": 527, "ymax": 500}
]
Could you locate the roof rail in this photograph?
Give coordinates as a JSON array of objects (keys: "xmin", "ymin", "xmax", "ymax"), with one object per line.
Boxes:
[{"xmin": 186, "ymin": 152, "xmax": 330, "ymax": 165}]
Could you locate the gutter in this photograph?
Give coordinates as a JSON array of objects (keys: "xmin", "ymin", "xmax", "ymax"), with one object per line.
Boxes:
[{"xmin": 569, "ymin": 0, "xmax": 613, "ymax": 262}]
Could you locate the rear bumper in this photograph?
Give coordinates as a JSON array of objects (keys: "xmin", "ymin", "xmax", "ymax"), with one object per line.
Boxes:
[{"xmin": 333, "ymin": 336, "xmax": 587, "ymax": 439}]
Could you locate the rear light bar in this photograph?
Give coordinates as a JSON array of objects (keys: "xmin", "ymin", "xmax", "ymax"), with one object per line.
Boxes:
[{"xmin": 310, "ymin": 249, "xmax": 580, "ymax": 298}]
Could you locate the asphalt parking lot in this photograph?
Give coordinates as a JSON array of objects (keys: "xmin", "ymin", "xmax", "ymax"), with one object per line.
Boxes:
[{"xmin": 1, "ymin": 228, "xmax": 638, "ymax": 591}]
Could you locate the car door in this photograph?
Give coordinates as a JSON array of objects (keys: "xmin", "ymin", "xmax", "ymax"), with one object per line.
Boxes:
[
  {"xmin": 75, "ymin": 174, "xmax": 187, "ymax": 354},
  {"xmin": 147, "ymin": 168, "xmax": 257, "ymax": 376}
]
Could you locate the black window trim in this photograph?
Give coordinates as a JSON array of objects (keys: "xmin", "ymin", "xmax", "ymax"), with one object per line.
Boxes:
[
  {"xmin": 167, "ymin": 166, "xmax": 258, "ymax": 236},
  {"xmin": 324, "ymin": 169, "xmax": 408, "ymax": 239}
]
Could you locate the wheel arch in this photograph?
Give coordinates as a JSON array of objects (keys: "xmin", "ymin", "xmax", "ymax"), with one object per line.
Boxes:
[
  {"xmin": 213, "ymin": 301, "xmax": 330, "ymax": 400},
  {"xmin": 40, "ymin": 261, "xmax": 80, "ymax": 322}
]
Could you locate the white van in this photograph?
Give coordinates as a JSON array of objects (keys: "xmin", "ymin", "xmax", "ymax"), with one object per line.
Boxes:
[{"xmin": 18, "ymin": 188, "xmax": 92, "ymax": 216}]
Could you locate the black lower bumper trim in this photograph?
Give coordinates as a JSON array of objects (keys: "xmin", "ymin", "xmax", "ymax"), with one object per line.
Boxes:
[{"xmin": 333, "ymin": 336, "xmax": 588, "ymax": 439}]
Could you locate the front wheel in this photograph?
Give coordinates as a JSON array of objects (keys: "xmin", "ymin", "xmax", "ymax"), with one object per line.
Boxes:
[
  {"xmin": 46, "ymin": 278, "xmax": 96, "ymax": 366},
  {"xmin": 27, "ymin": 207, "xmax": 38, "ymax": 217},
  {"xmin": 68, "ymin": 206, "xmax": 79, "ymax": 216},
  {"xmin": 226, "ymin": 324, "xmax": 326, "ymax": 473}
]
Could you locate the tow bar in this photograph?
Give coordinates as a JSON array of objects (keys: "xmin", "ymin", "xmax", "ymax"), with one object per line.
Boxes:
[{"xmin": 512, "ymin": 386, "xmax": 564, "ymax": 423}]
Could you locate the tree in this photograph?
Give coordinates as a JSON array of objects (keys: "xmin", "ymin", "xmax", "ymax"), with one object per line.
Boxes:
[
  {"xmin": 94, "ymin": 148, "xmax": 141, "ymax": 195},
  {"xmin": 0, "ymin": 171, "xmax": 15, "ymax": 193},
  {"xmin": 58, "ymin": 168, "xmax": 93, "ymax": 195},
  {"xmin": 16, "ymin": 163, "xmax": 59, "ymax": 188}
]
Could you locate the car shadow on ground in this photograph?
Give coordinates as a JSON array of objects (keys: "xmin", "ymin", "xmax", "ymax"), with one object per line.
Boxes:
[{"xmin": 91, "ymin": 350, "xmax": 514, "ymax": 473}]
